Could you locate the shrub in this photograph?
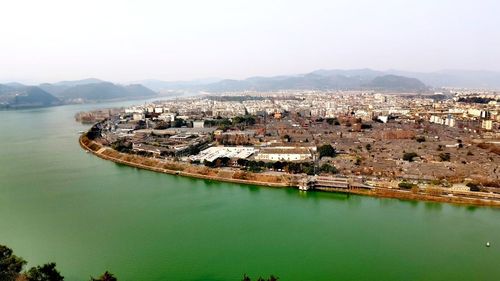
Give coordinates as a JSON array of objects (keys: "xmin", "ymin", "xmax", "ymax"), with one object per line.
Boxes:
[
  {"xmin": 320, "ymin": 163, "xmax": 338, "ymax": 174},
  {"xmin": 466, "ymin": 182, "xmax": 481, "ymax": 192},
  {"xmin": 398, "ymin": 181, "xmax": 417, "ymax": 189},
  {"xmin": 318, "ymin": 144, "xmax": 337, "ymax": 158},
  {"xmin": 415, "ymin": 136, "xmax": 426, "ymax": 143},
  {"xmin": 438, "ymin": 152, "xmax": 451, "ymax": 162},
  {"xmin": 403, "ymin": 152, "xmax": 418, "ymax": 162}
]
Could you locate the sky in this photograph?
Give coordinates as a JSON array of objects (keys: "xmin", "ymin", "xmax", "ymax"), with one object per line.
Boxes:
[{"xmin": 1, "ymin": 0, "xmax": 499, "ymax": 83}]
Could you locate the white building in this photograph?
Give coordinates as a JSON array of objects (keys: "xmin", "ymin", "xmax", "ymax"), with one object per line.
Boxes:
[
  {"xmin": 158, "ymin": 113, "xmax": 176, "ymax": 122},
  {"xmin": 132, "ymin": 113, "xmax": 145, "ymax": 121},
  {"xmin": 255, "ymin": 147, "xmax": 312, "ymax": 162},
  {"xmin": 190, "ymin": 146, "xmax": 255, "ymax": 162},
  {"xmin": 377, "ymin": 116, "xmax": 389, "ymax": 123},
  {"xmin": 193, "ymin": 120, "xmax": 205, "ymax": 128},
  {"xmin": 482, "ymin": 120, "xmax": 493, "ymax": 131}
]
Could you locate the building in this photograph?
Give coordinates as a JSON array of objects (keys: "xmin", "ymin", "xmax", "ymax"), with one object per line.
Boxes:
[
  {"xmin": 158, "ymin": 113, "xmax": 176, "ymax": 122},
  {"xmin": 132, "ymin": 113, "xmax": 145, "ymax": 121},
  {"xmin": 193, "ymin": 120, "xmax": 205, "ymax": 128},
  {"xmin": 255, "ymin": 147, "xmax": 312, "ymax": 162},
  {"xmin": 377, "ymin": 115, "xmax": 389, "ymax": 123},
  {"xmin": 482, "ymin": 120, "xmax": 493, "ymax": 131},
  {"xmin": 190, "ymin": 146, "xmax": 255, "ymax": 162}
]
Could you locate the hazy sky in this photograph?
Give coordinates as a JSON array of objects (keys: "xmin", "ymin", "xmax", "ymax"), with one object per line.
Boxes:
[{"xmin": 1, "ymin": 0, "xmax": 499, "ymax": 83}]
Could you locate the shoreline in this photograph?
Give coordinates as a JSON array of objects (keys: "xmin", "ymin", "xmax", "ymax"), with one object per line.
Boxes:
[
  {"xmin": 79, "ymin": 135, "xmax": 290, "ymax": 188},
  {"xmin": 79, "ymin": 135, "xmax": 500, "ymax": 208}
]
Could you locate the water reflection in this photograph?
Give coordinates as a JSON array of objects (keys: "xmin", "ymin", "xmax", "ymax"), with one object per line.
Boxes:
[
  {"xmin": 466, "ymin": 205, "xmax": 478, "ymax": 212},
  {"xmin": 424, "ymin": 201, "xmax": 443, "ymax": 211}
]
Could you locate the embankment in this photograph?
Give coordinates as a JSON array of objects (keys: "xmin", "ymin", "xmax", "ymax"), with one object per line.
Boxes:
[
  {"xmin": 80, "ymin": 135, "xmax": 292, "ymax": 188},
  {"xmin": 80, "ymin": 135, "xmax": 500, "ymax": 207}
]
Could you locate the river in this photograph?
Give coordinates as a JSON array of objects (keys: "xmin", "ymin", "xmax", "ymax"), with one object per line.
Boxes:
[{"xmin": 0, "ymin": 101, "xmax": 499, "ymax": 281}]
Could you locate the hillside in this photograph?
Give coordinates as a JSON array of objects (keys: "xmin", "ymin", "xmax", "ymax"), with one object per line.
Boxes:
[
  {"xmin": 140, "ymin": 69, "xmax": 429, "ymax": 92},
  {"xmin": 141, "ymin": 68, "xmax": 500, "ymax": 92},
  {"xmin": 56, "ymin": 82, "xmax": 157, "ymax": 102},
  {"xmin": 363, "ymin": 75, "xmax": 428, "ymax": 91},
  {"xmin": 0, "ymin": 85, "xmax": 60, "ymax": 108},
  {"xmin": 199, "ymin": 73, "xmax": 428, "ymax": 92}
]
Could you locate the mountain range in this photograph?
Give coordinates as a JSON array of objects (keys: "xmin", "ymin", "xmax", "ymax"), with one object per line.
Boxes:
[
  {"xmin": 136, "ymin": 69, "xmax": 500, "ymax": 92},
  {"xmin": 2, "ymin": 68, "xmax": 499, "ymax": 109},
  {"xmin": 0, "ymin": 79, "xmax": 158, "ymax": 109},
  {"xmin": 40, "ymin": 80, "xmax": 157, "ymax": 102},
  {"xmin": 0, "ymin": 85, "xmax": 60, "ymax": 108}
]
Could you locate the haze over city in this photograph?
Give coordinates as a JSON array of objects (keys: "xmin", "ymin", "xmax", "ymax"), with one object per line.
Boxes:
[{"xmin": 1, "ymin": 0, "xmax": 500, "ymax": 84}]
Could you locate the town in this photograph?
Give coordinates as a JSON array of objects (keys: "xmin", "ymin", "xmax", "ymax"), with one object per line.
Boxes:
[{"xmin": 79, "ymin": 89, "xmax": 500, "ymax": 204}]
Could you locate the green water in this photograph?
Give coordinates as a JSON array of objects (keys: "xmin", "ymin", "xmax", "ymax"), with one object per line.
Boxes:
[{"xmin": 1, "ymin": 103, "xmax": 499, "ymax": 281}]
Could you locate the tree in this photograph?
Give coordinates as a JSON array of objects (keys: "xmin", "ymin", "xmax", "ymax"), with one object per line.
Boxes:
[
  {"xmin": 90, "ymin": 271, "xmax": 117, "ymax": 281},
  {"xmin": 272, "ymin": 161, "xmax": 285, "ymax": 171},
  {"xmin": 318, "ymin": 144, "xmax": 336, "ymax": 158},
  {"xmin": 466, "ymin": 182, "xmax": 481, "ymax": 192},
  {"xmin": 242, "ymin": 275, "xmax": 279, "ymax": 281},
  {"xmin": 237, "ymin": 158, "xmax": 249, "ymax": 167},
  {"xmin": 111, "ymin": 139, "xmax": 132, "ymax": 153},
  {"xmin": 26, "ymin": 263, "xmax": 64, "ymax": 281},
  {"xmin": 365, "ymin": 143, "xmax": 372, "ymax": 151},
  {"xmin": 403, "ymin": 152, "xmax": 418, "ymax": 162},
  {"xmin": 268, "ymin": 275, "xmax": 279, "ymax": 281},
  {"xmin": 438, "ymin": 152, "xmax": 451, "ymax": 162},
  {"xmin": 398, "ymin": 181, "xmax": 416, "ymax": 189},
  {"xmin": 320, "ymin": 163, "xmax": 338, "ymax": 174},
  {"xmin": 415, "ymin": 136, "xmax": 426, "ymax": 143},
  {"xmin": 355, "ymin": 156, "xmax": 362, "ymax": 166},
  {"xmin": 0, "ymin": 245, "xmax": 26, "ymax": 281},
  {"xmin": 86, "ymin": 124, "xmax": 102, "ymax": 140},
  {"xmin": 361, "ymin": 123, "xmax": 372, "ymax": 130},
  {"xmin": 326, "ymin": 118, "xmax": 339, "ymax": 125},
  {"xmin": 303, "ymin": 164, "xmax": 315, "ymax": 175}
]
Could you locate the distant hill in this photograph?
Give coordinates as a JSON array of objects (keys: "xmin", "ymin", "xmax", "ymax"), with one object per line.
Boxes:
[
  {"xmin": 54, "ymin": 78, "xmax": 104, "ymax": 87},
  {"xmin": 141, "ymin": 68, "xmax": 500, "ymax": 92},
  {"xmin": 135, "ymin": 78, "xmax": 222, "ymax": 91},
  {"xmin": 39, "ymin": 78, "xmax": 106, "ymax": 96},
  {"xmin": 37, "ymin": 78, "xmax": 158, "ymax": 102},
  {"xmin": 4, "ymin": 82, "xmax": 26, "ymax": 89},
  {"xmin": 39, "ymin": 83, "xmax": 70, "ymax": 96},
  {"xmin": 387, "ymin": 70, "xmax": 500, "ymax": 89},
  {"xmin": 364, "ymin": 75, "xmax": 428, "ymax": 91},
  {"xmin": 138, "ymin": 69, "xmax": 429, "ymax": 92},
  {"xmin": 0, "ymin": 85, "xmax": 60, "ymax": 108},
  {"xmin": 196, "ymin": 72, "xmax": 429, "ymax": 92},
  {"xmin": 0, "ymin": 84, "xmax": 13, "ymax": 94},
  {"xmin": 56, "ymin": 82, "xmax": 157, "ymax": 102}
]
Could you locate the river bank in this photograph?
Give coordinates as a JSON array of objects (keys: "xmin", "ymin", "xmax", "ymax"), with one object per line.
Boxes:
[
  {"xmin": 80, "ymin": 135, "xmax": 293, "ymax": 188},
  {"xmin": 80, "ymin": 135, "xmax": 500, "ymax": 207}
]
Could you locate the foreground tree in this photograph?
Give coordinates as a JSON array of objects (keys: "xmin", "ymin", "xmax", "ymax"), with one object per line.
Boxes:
[
  {"xmin": 242, "ymin": 274, "xmax": 279, "ymax": 281},
  {"xmin": 91, "ymin": 271, "xmax": 117, "ymax": 281},
  {"xmin": 0, "ymin": 244, "xmax": 26, "ymax": 281},
  {"xmin": 26, "ymin": 263, "xmax": 64, "ymax": 281}
]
